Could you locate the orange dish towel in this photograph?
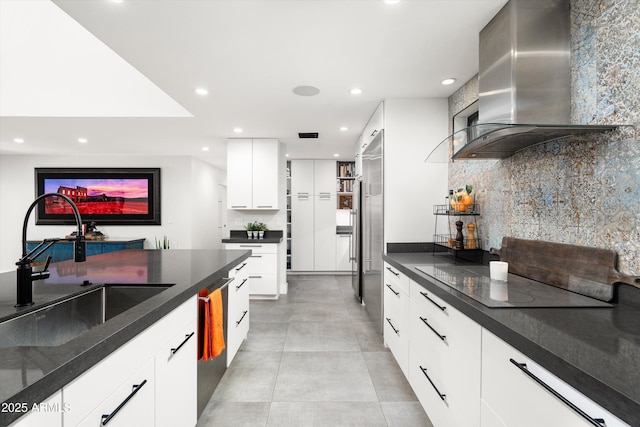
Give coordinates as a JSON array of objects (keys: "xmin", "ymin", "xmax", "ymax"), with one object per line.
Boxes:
[
  {"xmin": 209, "ymin": 288, "xmax": 226, "ymax": 358},
  {"xmin": 198, "ymin": 287, "xmax": 225, "ymax": 361}
]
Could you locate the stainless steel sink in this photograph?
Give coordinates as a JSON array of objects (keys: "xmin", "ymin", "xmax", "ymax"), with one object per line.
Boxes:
[{"xmin": 0, "ymin": 284, "xmax": 172, "ymax": 348}]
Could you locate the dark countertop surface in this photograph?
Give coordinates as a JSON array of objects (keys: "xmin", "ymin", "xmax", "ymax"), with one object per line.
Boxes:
[
  {"xmin": 0, "ymin": 248, "xmax": 250, "ymax": 426},
  {"xmin": 222, "ymin": 230, "xmax": 283, "ymax": 244},
  {"xmin": 384, "ymin": 252, "xmax": 640, "ymax": 426}
]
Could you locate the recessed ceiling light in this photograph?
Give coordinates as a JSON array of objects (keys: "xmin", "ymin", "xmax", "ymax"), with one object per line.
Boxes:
[
  {"xmin": 334, "ymin": 153, "xmax": 340, "ymax": 157},
  {"xmin": 350, "ymin": 88, "xmax": 363, "ymax": 95},
  {"xmin": 195, "ymin": 87, "xmax": 209, "ymax": 96},
  {"xmin": 340, "ymin": 127, "xmax": 348, "ymax": 131},
  {"xmin": 233, "ymin": 127, "xmax": 243, "ymax": 133},
  {"xmin": 78, "ymin": 138, "xmax": 88, "ymax": 143},
  {"xmin": 441, "ymin": 78, "xmax": 457, "ymax": 85},
  {"xmin": 293, "ymin": 85, "xmax": 320, "ymax": 96},
  {"xmin": 384, "ymin": 0, "xmax": 401, "ymax": 4},
  {"xmin": 202, "ymin": 146, "xmax": 210, "ymax": 152},
  {"xmin": 285, "ymin": 153, "xmax": 290, "ymax": 157},
  {"xmin": 13, "ymin": 138, "xmax": 24, "ymax": 143}
]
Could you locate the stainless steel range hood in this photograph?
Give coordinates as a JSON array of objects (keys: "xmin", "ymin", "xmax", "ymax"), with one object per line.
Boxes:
[{"xmin": 431, "ymin": 0, "xmax": 621, "ymax": 161}]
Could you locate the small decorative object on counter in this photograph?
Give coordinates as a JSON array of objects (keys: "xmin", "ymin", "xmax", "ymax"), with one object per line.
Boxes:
[
  {"xmin": 155, "ymin": 235, "xmax": 170, "ymax": 249},
  {"xmin": 246, "ymin": 221, "xmax": 268, "ymax": 239},
  {"xmin": 245, "ymin": 222, "xmax": 255, "ymax": 238},
  {"xmin": 466, "ymin": 223, "xmax": 477, "ymax": 249},
  {"xmin": 455, "ymin": 220, "xmax": 464, "ymax": 250}
]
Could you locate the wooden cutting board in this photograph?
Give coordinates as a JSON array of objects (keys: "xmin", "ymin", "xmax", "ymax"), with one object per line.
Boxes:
[{"xmin": 490, "ymin": 237, "xmax": 640, "ymax": 302}]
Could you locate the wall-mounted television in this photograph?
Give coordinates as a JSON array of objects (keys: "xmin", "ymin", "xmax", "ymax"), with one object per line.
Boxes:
[{"xmin": 35, "ymin": 168, "xmax": 161, "ymax": 225}]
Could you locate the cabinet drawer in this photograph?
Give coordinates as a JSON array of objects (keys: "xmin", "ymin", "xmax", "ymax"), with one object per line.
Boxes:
[
  {"xmin": 409, "ymin": 343, "xmax": 449, "ymax": 427},
  {"xmin": 383, "ymin": 282, "xmax": 409, "ymax": 376},
  {"xmin": 410, "ymin": 279, "xmax": 448, "ymax": 319},
  {"xmin": 247, "ymin": 275, "xmax": 277, "ymax": 295},
  {"xmin": 227, "ymin": 302, "xmax": 249, "ymax": 366},
  {"xmin": 383, "ymin": 262, "xmax": 410, "ymax": 294},
  {"xmin": 246, "ymin": 253, "xmax": 277, "ymax": 275},
  {"xmin": 78, "ymin": 358, "xmax": 155, "ymax": 427},
  {"xmin": 225, "ymin": 243, "xmax": 277, "ymax": 254},
  {"xmin": 481, "ymin": 329, "xmax": 628, "ymax": 427}
]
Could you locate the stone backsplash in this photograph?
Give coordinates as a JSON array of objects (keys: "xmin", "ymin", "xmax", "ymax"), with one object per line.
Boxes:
[{"xmin": 448, "ymin": 0, "xmax": 639, "ymax": 275}]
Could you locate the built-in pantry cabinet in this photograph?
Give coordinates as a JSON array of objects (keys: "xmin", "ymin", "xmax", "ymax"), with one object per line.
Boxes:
[
  {"xmin": 382, "ymin": 265, "xmax": 631, "ymax": 427},
  {"xmin": 227, "ymin": 139, "xmax": 280, "ymax": 210}
]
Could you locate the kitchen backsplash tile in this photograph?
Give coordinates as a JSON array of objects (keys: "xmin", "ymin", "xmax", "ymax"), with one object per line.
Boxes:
[{"xmin": 448, "ymin": 0, "xmax": 639, "ymax": 275}]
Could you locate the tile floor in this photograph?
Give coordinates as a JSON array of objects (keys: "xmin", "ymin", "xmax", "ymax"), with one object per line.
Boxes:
[{"xmin": 197, "ymin": 275, "xmax": 433, "ymax": 427}]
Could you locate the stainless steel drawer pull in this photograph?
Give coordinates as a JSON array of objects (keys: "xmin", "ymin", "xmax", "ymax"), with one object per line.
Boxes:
[
  {"xmin": 101, "ymin": 379, "xmax": 148, "ymax": 425},
  {"xmin": 231, "ymin": 205, "xmax": 248, "ymax": 208},
  {"xmin": 385, "ymin": 283, "xmax": 400, "ymax": 296},
  {"xmin": 256, "ymin": 205, "xmax": 273, "ymax": 208},
  {"xmin": 509, "ymin": 359, "xmax": 605, "ymax": 426},
  {"xmin": 170, "ymin": 332, "xmax": 195, "ymax": 355},
  {"xmin": 249, "ymin": 275, "xmax": 262, "ymax": 279},
  {"xmin": 250, "ymin": 255, "xmax": 263, "ymax": 258},
  {"xmin": 236, "ymin": 310, "xmax": 248, "ymax": 327},
  {"xmin": 236, "ymin": 278, "xmax": 248, "ymax": 290},
  {"xmin": 240, "ymin": 244, "xmax": 263, "ymax": 248},
  {"xmin": 385, "ymin": 317, "xmax": 399, "ymax": 335},
  {"xmin": 420, "ymin": 292, "xmax": 447, "ymax": 312},
  {"xmin": 419, "ymin": 317, "xmax": 446, "ymax": 342},
  {"xmin": 419, "ymin": 366, "xmax": 446, "ymax": 402},
  {"xmin": 385, "ymin": 266, "xmax": 400, "ymax": 277}
]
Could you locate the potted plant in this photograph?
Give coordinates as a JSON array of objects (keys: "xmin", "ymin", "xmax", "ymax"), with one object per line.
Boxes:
[
  {"xmin": 255, "ymin": 222, "xmax": 268, "ymax": 239},
  {"xmin": 244, "ymin": 222, "xmax": 255, "ymax": 239}
]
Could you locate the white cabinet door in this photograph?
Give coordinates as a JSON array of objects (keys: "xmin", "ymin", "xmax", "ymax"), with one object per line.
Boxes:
[
  {"xmin": 314, "ymin": 194, "xmax": 336, "ymax": 271},
  {"xmin": 78, "ymin": 358, "xmax": 155, "ymax": 427},
  {"xmin": 313, "ymin": 159, "xmax": 337, "ymax": 195},
  {"xmin": 155, "ymin": 319, "xmax": 197, "ymax": 427},
  {"xmin": 227, "ymin": 139, "xmax": 253, "ymax": 209},
  {"xmin": 481, "ymin": 329, "xmax": 628, "ymax": 427},
  {"xmin": 291, "ymin": 160, "xmax": 314, "ymax": 195},
  {"xmin": 291, "ymin": 194, "xmax": 314, "ymax": 270},
  {"xmin": 252, "ymin": 139, "xmax": 279, "ymax": 209},
  {"xmin": 383, "ymin": 279, "xmax": 409, "ymax": 376},
  {"xmin": 335, "ymin": 234, "xmax": 351, "ymax": 271}
]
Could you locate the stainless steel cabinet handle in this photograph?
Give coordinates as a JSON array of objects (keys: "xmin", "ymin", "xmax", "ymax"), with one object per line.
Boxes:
[
  {"xmin": 419, "ymin": 291, "xmax": 447, "ymax": 312},
  {"xmin": 101, "ymin": 379, "xmax": 148, "ymax": 425},
  {"xmin": 256, "ymin": 205, "xmax": 273, "ymax": 208},
  {"xmin": 385, "ymin": 283, "xmax": 400, "ymax": 297},
  {"xmin": 385, "ymin": 317, "xmax": 399, "ymax": 335},
  {"xmin": 170, "ymin": 332, "xmax": 195, "ymax": 355},
  {"xmin": 240, "ymin": 244, "xmax": 263, "ymax": 248},
  {"xmin": 509, "ymin": 359, "xmax": 606, "ymax": 427},
  {"xmin": 231, "ymin": 205, "xmax": 247, "ymax": 208},
  {"xmin": 419, "ymin": 317, "xmax": 446, "ymax": 342},
  {"xmin": 419, "ymin": 366, "xmax": 446, "ymax": 402}
]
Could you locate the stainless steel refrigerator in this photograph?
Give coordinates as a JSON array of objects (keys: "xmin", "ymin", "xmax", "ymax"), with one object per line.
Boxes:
[{"xmin": 353, "ymin": 130, "xmax": 384, "ymax": 333}]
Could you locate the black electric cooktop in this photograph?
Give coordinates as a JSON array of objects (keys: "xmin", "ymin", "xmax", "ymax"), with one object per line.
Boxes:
[{"xmin": 414, "ymin": 264, "xmax": 612, "ymax": 308}]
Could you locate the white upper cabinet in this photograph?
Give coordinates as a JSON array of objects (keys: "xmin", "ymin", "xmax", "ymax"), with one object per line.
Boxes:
[
  {"xmin": 362, "ymin": 101, "xmax": 384, "ymax": 147},
  {"xmin": 291, "ymin": 159, "xmax": 314, "ymax": 195},
  {"xmin": 313, "ymin": 160, "xmax": 336, "ymax": 195},
  {"xmin": 227, "ymin": 139, "xmax": 280, "ymax": 210}
]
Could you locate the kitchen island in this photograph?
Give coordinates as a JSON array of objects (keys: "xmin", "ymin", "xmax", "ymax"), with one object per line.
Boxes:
[
  {"xmin": 0, "ymin": 248, "xmax": 250, "ymax": 426},
  {"xmin": 384, "ymin": 252, "xmax": 640, "ymax": 427}
]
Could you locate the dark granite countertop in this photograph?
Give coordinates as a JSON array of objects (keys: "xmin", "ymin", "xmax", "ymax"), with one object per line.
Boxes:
[
  {"xmin": 222, "ymin": 230, "xmax": 283, "ymax": 244},
  {"xmin": 0, "ymin": 249, "xmax": 250, "ymax": 426},
  {"xmin": 384, "ymin": 252, "xmax": 640, "ymax": 426}
]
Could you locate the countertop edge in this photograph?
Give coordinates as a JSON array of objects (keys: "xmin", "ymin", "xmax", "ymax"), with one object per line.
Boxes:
[
  {"xmin": 383, "ymin": 253, "xmax": 640, "ymax": 426},
  {"xmin": 0, "ymin": 249, "xmax": 251, "ymax": 426}
]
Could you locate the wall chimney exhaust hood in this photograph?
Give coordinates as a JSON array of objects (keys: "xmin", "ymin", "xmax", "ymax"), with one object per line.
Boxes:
[{"xmin": 429, "ymin": 0, "xmax": 623, "ymax": 162}]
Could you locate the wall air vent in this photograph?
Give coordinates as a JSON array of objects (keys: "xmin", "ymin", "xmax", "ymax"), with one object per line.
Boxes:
[{"xmin": 298, "ymin": 132, "xmax": 318, "ymax": 139}]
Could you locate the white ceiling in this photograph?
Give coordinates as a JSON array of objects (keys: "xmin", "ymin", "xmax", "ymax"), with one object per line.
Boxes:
[{"xmin": 0, "ymin": 0, "xmax": 507, "ymax": 170}]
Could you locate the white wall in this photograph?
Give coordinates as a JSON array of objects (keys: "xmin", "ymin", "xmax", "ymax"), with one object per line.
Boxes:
[
  {"xmin": 0, "ymin": 154, "xmax": 224, "ymax": 272},
  {"xmin": 383, "ymin": 98, "xmax": 449, "ymax": 245}
]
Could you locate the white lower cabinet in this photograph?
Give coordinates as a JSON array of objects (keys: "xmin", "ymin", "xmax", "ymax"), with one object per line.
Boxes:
[
  {"xmin": 226, "ymin": 261, "xmax": 251, "ymax": 366},
  {"xmin": 383, "ymin": 266, "xmax": 410, "ymax": 377},
  {"xmin": 335, "ymin": 234, "xmax": 351, "ymax": 271},
  {"xmin": 408, "ymin": 279, "xmax": 481, "ymax": 427},
  {"xmin": 224, "ymin": 243, "xmax": 279, "ymax": 298},
  {"xmin": 63, "ymin": 296, "xmax": 197, "ymax": 427},
  {"xmin": 480, "ymin": 329, "xmax": 629, "ymax": 427},
  {"xmin": 78, "ymin": 358, "xmax": 155, "ymax": 427}
]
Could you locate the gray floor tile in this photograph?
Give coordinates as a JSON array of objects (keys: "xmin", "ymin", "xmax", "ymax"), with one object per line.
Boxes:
[
  {"xmin": 273, "ymin": 351, "xmax": 378, "ymax": 402},
  {"xmin": 283, "ymin": 321, "xmax": 360, "ymax": 352},
  {"xmin": 197, "ymin": 401, "xmax": 270, "ymax": 427},
  {"xmin": 211, "ymin": 351, "xmax": 281, "ymax": 402},
  {"xmin": 267, "ymin": 402, "xmax": 388, "ymax": 427},
  {"xmin": 381, "ymin": 401, "xmax": 434, "ymax": 427},
  {"xmin": 250, "ymin": 300, "xmax": 294, "ymax": 323},
  {"xmin": 352, "ymin": 321, "xmax": 386, "ymax": 351},
  {"xmin": 241, "ymin": 321, "xmax": 288, "ymax": 352},
  {"xmin": 289, "ymin": 301, "xmax": 351, "ymax": 322},
  {"xmin": 363, "ymin": 351, "xmax": 418, "ymax": 402}
]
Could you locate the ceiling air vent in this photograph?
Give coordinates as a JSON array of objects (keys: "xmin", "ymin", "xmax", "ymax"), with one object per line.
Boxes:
[{"xmin": 298, "ymin": 132, "xmax": 318, "ymax": 139}]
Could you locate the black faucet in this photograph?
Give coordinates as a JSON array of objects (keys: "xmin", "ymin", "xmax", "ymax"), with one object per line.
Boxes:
[{"xmin": 15, "ymin": 193, "xmax": 86, "ymax": 307}]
